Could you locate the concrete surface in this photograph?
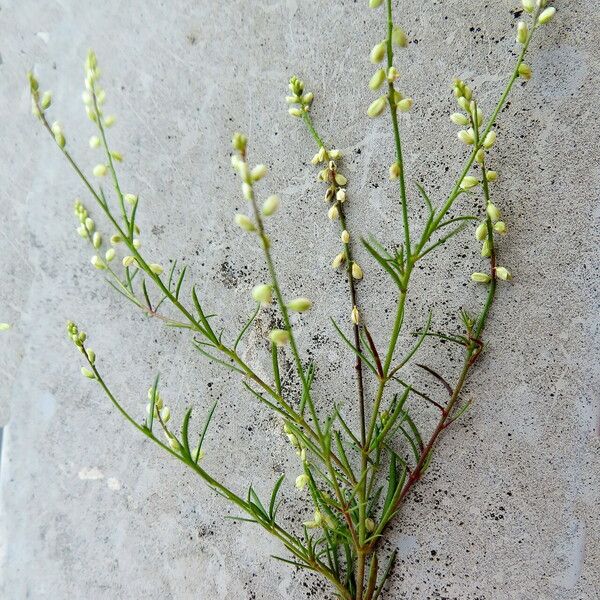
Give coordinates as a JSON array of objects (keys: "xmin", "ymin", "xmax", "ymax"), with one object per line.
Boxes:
[{"xmin": 0, "ymin": 0, "xmax": 598, "ymax": 598}]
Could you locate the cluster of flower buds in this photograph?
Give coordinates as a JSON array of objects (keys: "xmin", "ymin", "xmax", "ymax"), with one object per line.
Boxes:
[
  {"xmin": 471, "ymin": 203, "xmax": 512, "ymax": 283},
  {"xmin": 145, "ymin": 386, "xmax": 173, "ymax": 427},
  {"xmin": 367, "ymin": 17, "xmax": 411, "ymax": 119},
  {"xmin": 286, "ymin": 76, "xmax": 314, "ymax": 118},
  {"xmin": 67, "ymin": 321, "xmax": 97, "ymax": 378},
  {"xmin": 28, "ymin": 72, "xmax": 52, "ymax": 120}
]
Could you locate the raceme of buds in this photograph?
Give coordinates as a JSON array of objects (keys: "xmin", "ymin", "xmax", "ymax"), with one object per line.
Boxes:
[
  {"xmin": 370, "ymin": 42, "xmax": 386, "ymax": 64},
  {"xmin": 351, "ymin": 262, "xmax": 363, "ymax": 280},
  {"xmin": 496, "ymin": 266, "xmax": 512, "ymax": 280},
  {"xmin": 287, "ymin": 298, "xmax": 312, "ymax": 312},
  {"xmin": 368, "ymin": 96, "xmax": 387, "ymax": 118},
  {"xmin": 270, "ymin": 329, "xmax": 290, "ymax": 346},
  {"xmin": 252, "ymin": 284, "xmax": 272, "ymax": 304},
  {"xmin": 471, "ymin": 272, "xmax": 492, "ymax": 284}
]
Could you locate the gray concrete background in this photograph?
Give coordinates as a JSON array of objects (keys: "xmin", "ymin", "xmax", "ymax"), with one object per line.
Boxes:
[{"xmin": 0, "ymin": 0, "xmax": 598, "ymax": 598}]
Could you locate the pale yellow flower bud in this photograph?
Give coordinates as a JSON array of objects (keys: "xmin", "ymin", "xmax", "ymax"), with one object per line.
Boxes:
[
  {"xmin": 329, "ymin": 149, "xmax": 342, "ymax": 159},
  {"xmin": 450, "ymin": 113, "xmax": 469, "ymax": 126},
  {"xmin": 471, "ymin": 272, "xmax": 491, "ymax": 283},
  {"xmin": 149, "ymin": 263, "xmax": 164, "ymax": 275},
  {"xmin": 122, "ymin": 256, "xmax": 136, "ymax": 267},
  {"xmin": 93, "ymin": 164, "xmax": 107, "ymax": 177},
  {"xmin": 495, "ymin": 266, "xmax": 512, "ymax": 281},
  {"xmin": 288, "ymin": 298, "xmax": 312, "ymax": 312},
  {"xmin": 168, "ymin": 436, "xmax": 181, "ymax": 452},
  {"xmin": 486, "ymin": 203, "xmax": 501, "ymax": 222},
  {"xmin": 369, "ymin": 0, "xmax": 384, "ymax": 7},
  {"xmin": 336, "ymin": 189, "xmax": 346, "ymax": 203},
  {"xmin": 387, "ymin": 67, "xmax": 400, "ymax": 82},
  {"xmin": 104, "ymin": 115, "xmax": 116, "ymax": 127},
  {"xmin": 522, "ymin": 0, "xmax": 535, "ymax": 12},
  {"xmin": 518, "ymin": 63, "xmax": 533, "ymax": 80},
  {"xmin": 251, "ymin": 164, "xmax": 268, "ymax": 181},
  {"xmin": 494, "ymin": 221, "xmax": 507, "ymax": 235},
  {"xmin": 332, "ymin": 252, "xmax": 346, "ymax": 269},
  {"xmin": 517, "ymin": 21, "xmax": 528, "ymax": 44},
  {"xmin": 538, "ymin": 7, "xmax": 556, "ymax": 25},
  {"xmin": 91, "ymin": 255, "xmax": 106, "ymax": 270},
  {"xmin": 105, "ymin": 248, "xmax": 115, "ymax": 262},
  {"xmin": 369, "ymin": 69, "xmax": 386, "ymax": 90},
  {"xmin": 111, "ymin": 234, "xmax": 123, "ymax": 244},
  {"xmin": 392, "ymin": 27, "xmax": 408, "ymax": 48},
  {"xmin": 486, "ymin": 170, "xmax": 498, "ymax": 182},
  {"xmin": 262, "ymin": 195, "xmax": 280, "ymax": 216},
  {"xmin": 89, "ymin": 135, "xmax": 100, "ymax": 149},
  {"xmin": 389, "ymin": 162, "xmax": 401, "ymax": 179},
  {"xmin": 341, "ymin": 230, "xmax": 350, "ymax": 244},
  {"xmin": 160, "ymin": 407, "xmax": 171, "ymax": 423},
  {"xmin": 397, "ymin": 98, "xmax": 413, "ymax": 112},
  {"xmin": 81, "ymin": 367, "xmax": 95, "ymax": 379},
  {"xmin": 367, "ymin": 96, "xmax": 387, "ymax": 117},
  {"xmin": 475, "ymin": 222, "xmax": 488, "ymax": 241},
  {"xmin": 460, "ymin": 176, "xmax": 479, "ymax": 190},
  {"xmin": 365, "ymin": 518, "xmax": 375, "ymax": 532},
  {"xmin": 483, "ymin": 131, "xmax": 497, "ymax": 149},
  {"xmin": 232, "ymin": 132, "xmax": 247, "ymax": 152},
  {"xmin": 124, "ymin": 193, "xmax": 138, "ymax": 205},
  {"xmin": 475, "ymin": 149, "xmax": 485, "ymax": 164},
  {"xmin": 295, "ymin": 474, "xmax": 310, "ymax": 489},
  {"xmin": 242, "ymin": 182, "xmax": 254, "ymax": 201},
  {"xmin": 132, "ymin": 239, "xmax": 141, "ymax": 249},
  {"xmin": 370, "ymin": 42, "xmax": 386, "ymax": 64},
  {"xmin": 328, "ymin": 205, "xmax": 340, "ymax": 220},
  {"xmin": 252, "ymin": 284, "xmax": 272, "ymax": 304},
  {"xmin": 40, "ymin": 91, "xmax": 52, "ymax": 110},
  {"xmin": 352, "ymin": 262, "xmax": 363, "ymax": 280},
  {"xmin": 0, "ymin": 323, "xmax": 11, "ymax": 332},
  {"xmin": 288, "ymin": 107, "xmax": 303, "ymax": 117},
  {"xmin": 92, "ymin": 231, "xmax": 102, "ymax": 248},
  {"xmin": 481, "ymin": 239, "xmax": 492, "ymax": 258},
  {"xmin": 85, "ymin": 217, "xmax": 95, "ymax": 232},
  {"xmin": 351, "ymin": 305, "xmax": 360, "ymax": 325},
  {"xmin": 458, "ymin": 130, "xmax": 475, "ymax": 145},
  {"xmin": 86, "ymin": 348, "xmax": 96, "ymax": 364},
  {"xmin": 270, "ymin": 329, "xmax": 290, "ymax": 346},
  {"xmin": 235, "ymin": 213, "xmax": 255, "ymax": 232},
  {"xmin": 335, "ymin": 173, "xmax": 348, "ymax": 186},
  {"xmin": 110, "ymin": 150, "xmax": 123, "ymax": 162}
]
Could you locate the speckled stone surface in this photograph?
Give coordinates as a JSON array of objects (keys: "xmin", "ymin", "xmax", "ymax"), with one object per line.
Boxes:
[{"xmin": 0, "ymin": 1, "xmax": 598, "ymax": 598}]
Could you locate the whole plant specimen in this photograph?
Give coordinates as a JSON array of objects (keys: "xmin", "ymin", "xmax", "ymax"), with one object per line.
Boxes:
[{"xmin": 29, "ymin": 1, "xmax": 556, "ymax": 598}]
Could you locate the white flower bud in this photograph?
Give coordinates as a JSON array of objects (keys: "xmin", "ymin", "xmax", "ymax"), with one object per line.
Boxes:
[
  {"xmin": 89, "ymin": 135, "xmax": 100, "ymax": 149},
  {"xmin": 486, "ymin": 203, "xmax": 501, "ymax": 222},
  {"xmin": 471, "ymin": 272, "xmax": 491, "ymax": 283},
  {"xmin": 84, "ymin": 217, "xmax": 95, "ymax": 232},
  {"xmin": 538, "ymin": 7, "xmax": 556, "ymax": 25},
  {"xmin": 369, "ymin": 69, "xmax": 386, "ymax": 90},
  {"xmin": 458, "ymin": 130, "xmax": 475, "ymax": 145},
  {"xmin": 92, "ymin": 231, "xmax": 102, "ymax": 248},
  {"xmin": 397, "ymin": 98, "xmax": 413, "ymax": 112},
  {"xmin": 149, "ymin": 263, "xmax": 164, "ymax": 275},
  {"xmin": 270, "ymin": 329, "xmax": 290, "ymax": 346},
  {"xmin": 328, "ymin": 205, "xmax": 340, "ymax": 220},
  {"xmin": 132, "ymin": 239, "xmax": 141, "ymax": 249},
  {"xmin": 475, "ymin": 222, "xmax": 488, "ymax": 241},
  {"xmin": 302, "ymin": 92, "xmax": 314, "ymax": 106},
  {"xmin": 251, "ymin": 164, "xmax": 268, "ymax": 181},
  {"xmin": 370, "ymin": 42, "xmax": 386, "ymax": 64},
  {"xmin": 457, "ymin": 96, "xmax": 470, "ymax": 112},
  {"xmin": 77, "ymin": 225, "xmax": 87, "ymax": 238},
  {"xmin": 483, "ymin": 131, "xmax": 497, "ymax": 149},
  {"xmin": 341, "ymin": 230, "xmax": 350, "ymax": 244},
  {"xmin": 450, "ymin": 113, "xmax": 469, "ymax": 126},
  {"xmin": 367, "ymin": 96, "xmax": 387, "ymax": 117},
  {"xmin": 288, "ymin": 107, "xmax": 303, "ymax": 117},
  {"xmin": 242, "ymin": 182, "xmax": 254, "ymax": 201},
  {"xmin": 495, "ymin": 267, "xmax": 512, "ymax": 281},
  {"xmin": 329, "ymin": 149, "xmax": 342, "ymax": 159},
  {"xmin": 252, "ymin": 284, "xmax": 272, "ymax": 304},
  {"xmin": 104, "ymin": 115, "xmax": 116, "ymax": 127},
  {"xmin": 351, "ymin": 262, "xmax": 363, "ymax": 280},
  {"xmin": 494, "ymin": 221, "xmax": 507, "ymax": 235},
  {"xmin": 288, "ymin": 298, "xmax": 312, "ymax": 312},
  {"xmin": 93, "ymin": 164, "xmax": 107, "ymax": 177},
  {"xmin": 389, "ymin": 162, "xmax": 401, "ymax": 179},
  {"xmin": 122, "ymin": 255, "xmax": 136, "ymax": 267},
  {"xmin": 105, "ymin": 248, "xmax": 116, "ymax": 262},
  {"xmin": 517, "ymin": 21, "xmax": 528, "ymax": 44},
  {"xmin": 235, "ymin": 214, "xmax": 255, "ymax": 232},
  {"xmin": 81, "ymin": 367, "xmax": 95, "ymax": 379},
  {"xmin": 124, "ymin": 193, "xmax": 138, "ymax": 205},
  {"xmin": 160, "ymin": 407, "xmax": 171, "ymax": 423},
  {"xmin": 351, "ymin": 305, "xmax": 360, "ymax": 325},
  {"xmin": 336, "ymin": 189, "xmax": 346, "ymax": 203},
  {"xmin": 262, "ymin": 195, "xmax": 280, "ymax": 216},
  {"xmin": 295, "ymin": 474, "xmax": 310, "ymax": 489}
]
